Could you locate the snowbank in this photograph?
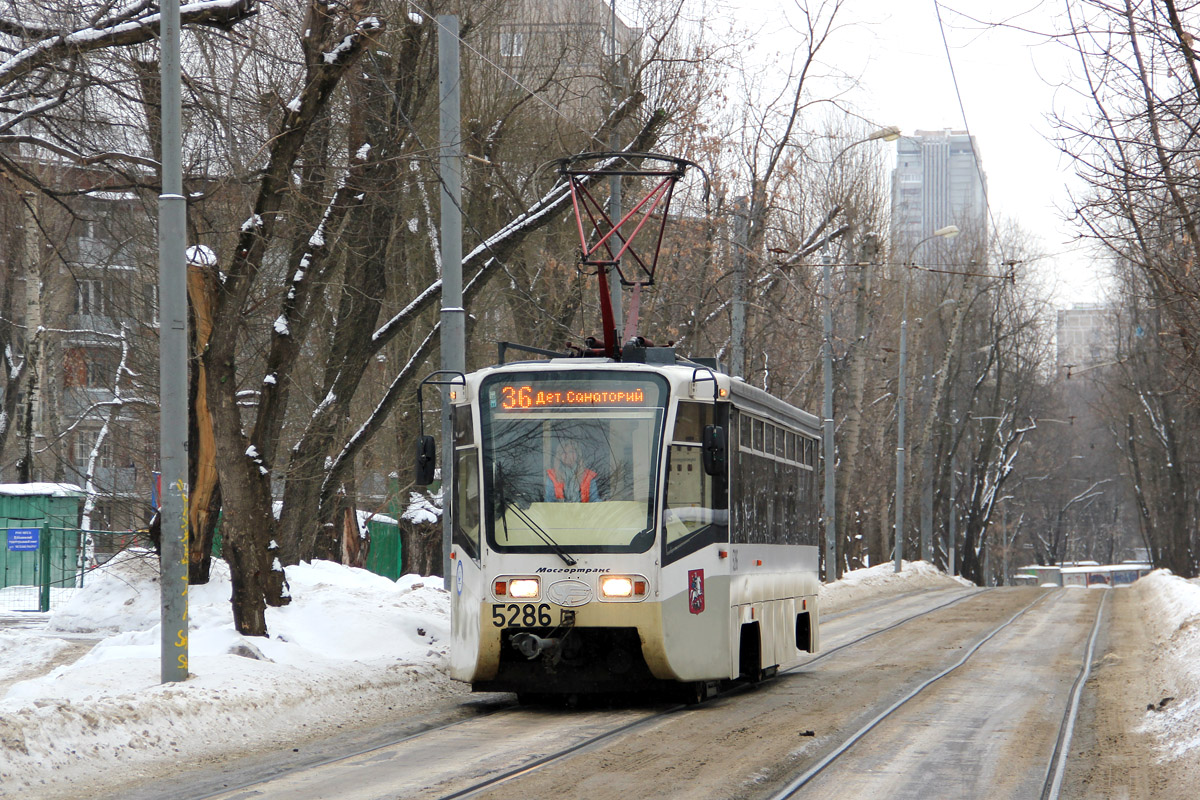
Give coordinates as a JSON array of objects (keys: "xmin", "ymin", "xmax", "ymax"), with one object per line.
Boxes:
[
  {"xmin": 1133, "ymin": 570, "xmax": 1200, "ymax": 759},
  {"xmin": 0, "ymin": 554, "xmax": 460, "ymax": 799},
  {"xmin": 820, "ymin": 560, "xmax": 974, "ymax": 614}
]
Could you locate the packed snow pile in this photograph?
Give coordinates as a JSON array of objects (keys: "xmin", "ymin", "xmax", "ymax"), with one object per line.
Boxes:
[
  {"xmin": 0, "ymin": 553, "xmax": 460, "ymax": 799},
  {"xmin": 0, "ymin": 632, "xmax": 72, "ymax": 685},
  {"xmin": 819, "ymin": 560, "xmax": 974, "ymax": 615},
  {"xmin": 1134, "ymin": 570, "xmax": 1200, "ymax": 759}
]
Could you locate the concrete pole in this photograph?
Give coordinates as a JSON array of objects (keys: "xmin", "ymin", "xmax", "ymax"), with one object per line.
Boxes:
[
  {"xmin": 822, "ymin": 250, "xmax": 836, "ymax": 582},
  {"xmin": 158, "ymin": 0, "xmax": 189, "ymax": 683},
  {"xmin": 894, "ymin": 280, "xmax": 907, "ymax": 573},
  {"xmin": 439, "ymin": 16, "xmax": 464, "ymax": 590},
  {"xmin": 730, "ymin": 197, "xmax": 748, "ymax": 378}
]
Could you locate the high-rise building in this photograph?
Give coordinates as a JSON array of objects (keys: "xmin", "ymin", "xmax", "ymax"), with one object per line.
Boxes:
[
  {"xmin": 891, "ymin": 129, "xmax": 988, "ymax": 260},
  {"xmin": 1056, "ymin": 303, "xmax": 1116, "ymax": 378}
]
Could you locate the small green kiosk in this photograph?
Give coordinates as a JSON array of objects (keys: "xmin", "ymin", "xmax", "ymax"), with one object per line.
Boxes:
[{"xmin": 0, "ymin": 483, "xmax": 85, "ymax": 611}]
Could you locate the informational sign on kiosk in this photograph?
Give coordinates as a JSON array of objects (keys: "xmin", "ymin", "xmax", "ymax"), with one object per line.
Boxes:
[{"xmin": 6, "ymin": 528, "xmax": 40, "ymax": 551}]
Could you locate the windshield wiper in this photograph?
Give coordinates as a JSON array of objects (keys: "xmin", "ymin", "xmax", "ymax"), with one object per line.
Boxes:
[{"xmin": 494, "ymin": 464, "xmax": 577, "ymax": 566}]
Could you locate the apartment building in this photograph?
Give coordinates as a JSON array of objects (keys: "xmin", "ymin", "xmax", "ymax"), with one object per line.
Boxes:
[{"xmin": 1, "ymin": 175, "xmax": 158, "ymax": 531}]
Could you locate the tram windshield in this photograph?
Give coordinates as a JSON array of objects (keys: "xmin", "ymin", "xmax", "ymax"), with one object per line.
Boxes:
[{"xmin": 479, "ymin": 371, "xmax": 668, "ymax": 555}]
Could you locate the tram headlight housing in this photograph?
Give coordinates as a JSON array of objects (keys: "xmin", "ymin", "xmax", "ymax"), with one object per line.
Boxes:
[
  {"xmin": 600, "ymin": 575, "xmax": 649, "ymax": 599},
  {"xmin": 507, "ymin": 578, "xmax": 540, "ymax": 599}
]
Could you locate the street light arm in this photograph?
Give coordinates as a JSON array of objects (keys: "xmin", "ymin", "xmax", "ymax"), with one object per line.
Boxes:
[
  {"xmin": 902, "ymin": 224, "xmax": 961, "ymax": 266},
  {"xmin": 830, "ymin": 125, "xmax": 902, "ymax": 164}
]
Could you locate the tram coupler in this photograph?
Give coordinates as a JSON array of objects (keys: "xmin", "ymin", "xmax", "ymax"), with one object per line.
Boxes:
[{"xmin": 510, "ymin": 632, "xmax": 562, "ymax": 661}]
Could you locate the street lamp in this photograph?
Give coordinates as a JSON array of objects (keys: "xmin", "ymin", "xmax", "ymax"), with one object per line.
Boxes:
[
  {"xmin": 894, "ymin": 224, "xmax": 959, "ymax": 573},
  {"xmin": 821, "ymin": 125, "xmax": 898, "ymax": 584},
  {"xmin": 867, "ymin": 125, "xmax": 903, "ymax": 141}
]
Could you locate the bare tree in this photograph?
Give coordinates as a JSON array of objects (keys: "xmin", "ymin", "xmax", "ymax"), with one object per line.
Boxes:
[{"xmin": 1055, "ymin": 0, "xmax": 1200, "ymax": 576}]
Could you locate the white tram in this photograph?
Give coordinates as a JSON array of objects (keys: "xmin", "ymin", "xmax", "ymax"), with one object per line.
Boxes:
[{"xmin": 425, "ymin": 346, "xmax": 822, "ymax": 700}]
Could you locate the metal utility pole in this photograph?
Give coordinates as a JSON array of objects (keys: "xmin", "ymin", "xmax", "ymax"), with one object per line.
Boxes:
[
  {"xmin": 606, "ymin": 1, "xmax": 624, "ymax": 339},
  {"xmin": 921, "ymin": 357, "xmax": 934, "ymax": 564},
  {"xmin": 984, "ymin": 537, "xmax": 992, "ymax": 587},
  {"xmin": 1002, "ymin": 504, "xmax": 1010, "ymax": 586},
  {"xmin": 947, "ymin": 439, "xmax": 957, "ymax": 576},
  {"xmin": 894, "ymin": 225, "xmax": 958, "ymax": 574},
  {"xmin": 439, "ymin": 15, "xmax": 464, "ymax": 590},
  {"xmin": 730, "ymin": 197, "xmax": 749, "ymax": 378},
  {"xmin": 894, "ymin": 281, "xmax": 907, "ymax": 574},
  {"xmin": 821, "ymin": 250, "xmax": 836, "ymax": 582},
  {"xmin": 158, "ymin": 0, "xmax": 189, "ymax": 683}
]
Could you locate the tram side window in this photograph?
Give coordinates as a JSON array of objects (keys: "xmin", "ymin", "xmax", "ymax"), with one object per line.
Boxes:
[
  {"xmin": 663, "ymin": 402, "xmax": 728, "ymax": 563},
  {"xmin": 454, "ymin": 405, "xmax": 472, "ymax": 446},
  {"xmin": 730, "ymin": 412, "xmax": 817, "ymax": 546},
  {"xmin": 453, "ymin": 447, "xmax": 481, "ymax": 559},
  {"xmin": 798, "ymin": 436, "xmax": 818, "ymax": 545},
  {"xmin": 453, "ymin": 406, "xmax": 480, "ymax": 559}
]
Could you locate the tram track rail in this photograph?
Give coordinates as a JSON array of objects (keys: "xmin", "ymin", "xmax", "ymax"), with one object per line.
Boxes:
[
  {"xmin": 432, "ymin": 587, "xmax": 990, "ymax": 800},
  {"xmin": 182, "ymin": 587, "xmax": 990, "ymax": 800},
  {"xmin": 1041, "ymin": 589, "xmax": 1109, "ymax": 800},
  {"xmin": 764, "ymin": 588, "xmax": 1109, "ymax": 800},
  {"xmin": 182, "ymin": 699, "xmax": 518, "ymax": 800}
]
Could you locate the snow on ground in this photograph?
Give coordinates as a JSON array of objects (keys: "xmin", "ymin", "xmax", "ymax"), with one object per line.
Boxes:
[
  {"xmin": 0, "ymin": 553, "xmax": 462, "ymax": 799},
  {"xmin": 819, "ymin": 559, "xmax": 974, "ymax": 614},
  {"xmin": 0, "ymin": 556, "xmax": 1192, "ymax": 799},
  {"xmin": 0, "ymin": 631, "xmax": 72, "ymax": 684},
  {"xmin": 1132, "ymin": 570, "xmax": 1200, "ymax": 760}
]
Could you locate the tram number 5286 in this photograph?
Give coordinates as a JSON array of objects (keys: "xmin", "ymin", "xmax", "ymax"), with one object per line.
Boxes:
[{"xmin": 492, "ymin": 603, "xmax": 552, "ymax": 627}]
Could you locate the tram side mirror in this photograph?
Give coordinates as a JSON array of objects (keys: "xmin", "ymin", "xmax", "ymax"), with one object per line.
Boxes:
[
  {"xmin": 702, "ymin": 425, "xmax": 726, "ymax": 476},
  {"xmin": 415, "ymin": 435, "xmax": 437, "ymax": 486}
]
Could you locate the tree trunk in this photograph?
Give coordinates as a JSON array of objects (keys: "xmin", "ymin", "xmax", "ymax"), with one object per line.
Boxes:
[
  {"xmin": 205, "ymin": 342, "xmax": 287, "ymax": 636},
  {"xmin": 401, "ymin": 519, "xmax": 442, "ymax": 577},
  {"xmin": 187, "ymin": 256, "xmax": 221, "ymax": 584}
]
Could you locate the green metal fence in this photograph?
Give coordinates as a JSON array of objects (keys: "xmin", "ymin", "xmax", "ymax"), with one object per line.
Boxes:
[
  {"xmin": 364, "ymin": 517, "xmax": 403, "ymax": 580},
  {"xmin": 0, "ymin": 527, "xmax": 151, "ymax": 613},
  {"xmin": 1, "ymin": 515, "xmax": 403, "ymax": 614}
]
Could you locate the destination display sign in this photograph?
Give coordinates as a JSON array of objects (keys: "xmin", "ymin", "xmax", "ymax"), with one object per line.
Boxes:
[{"xmin": 496, "ymin": 384, "xmax": 649, "ymax": 410}]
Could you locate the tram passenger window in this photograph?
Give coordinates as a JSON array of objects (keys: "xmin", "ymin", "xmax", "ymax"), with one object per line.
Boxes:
[
  {"xmin": 753, "ymin": 419, "xmax": 764, "ymax": 452},
  {"xmin": 730, "ymin": 418, "xmax": 820, "ymax": 546},
  {"xmin": 453, "ymin": 447, "xmax": 481, "ymax": 559},
  {"xmin": 740, "ymin": 414, "xmax": 751, "ymax": 447}
]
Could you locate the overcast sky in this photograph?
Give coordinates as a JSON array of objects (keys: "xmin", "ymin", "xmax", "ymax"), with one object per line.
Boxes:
[{"xmin": 713, "ymin": 0, "xmax": 1101, "ymax": 306}]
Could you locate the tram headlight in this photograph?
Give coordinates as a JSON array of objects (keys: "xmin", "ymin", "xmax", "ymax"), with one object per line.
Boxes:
[
  {"xmin": 508, "ymin": 578, "xmax": 540, "ymax": 599},
  {"xmin": 600, "ymin": 576, "xmax": 635, "ymax": 598}
]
